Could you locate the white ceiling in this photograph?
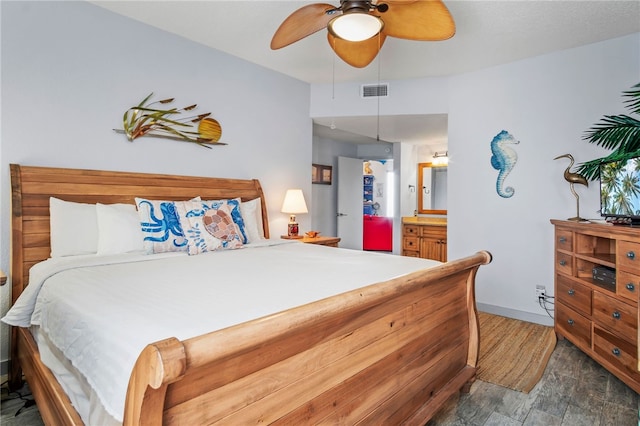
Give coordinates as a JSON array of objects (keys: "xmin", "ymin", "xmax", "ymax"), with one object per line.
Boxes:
[{"xmin": 91, "ymin": 0, "xmax": 640, "ymax": 147}]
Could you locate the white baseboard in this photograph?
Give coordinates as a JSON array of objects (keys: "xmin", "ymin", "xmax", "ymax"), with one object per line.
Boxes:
[{"xmin": 477, "ymin": 303, "xmax": 554, "ymax": 327}]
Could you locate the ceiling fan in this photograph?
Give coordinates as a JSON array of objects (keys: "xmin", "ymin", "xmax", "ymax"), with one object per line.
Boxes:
[{"xmin": 270, "ymin": 0, "xmax": 456, "ymax": 68}]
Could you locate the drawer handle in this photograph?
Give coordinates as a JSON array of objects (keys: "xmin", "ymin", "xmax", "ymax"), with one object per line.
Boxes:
[
  {"xmin": 559, "ymin": 260, "xmax": 567, "ymax": 266},
  {"xmin": 626, "ymin": 283, "xmax": 635, "ymax": 292},
  {"xmin": 567, "ymin": 319, "xmax": 575, "ymax": 326},
  {"xmin": 559, "ymin": 237, "xmax": 567, "ymax": 243},
  {"xmin": 612, "ymin": 311, "xmax": 621, "ymax": 320},
  {"xmin": 567, "ymin": 289, "xmax": 575, "ymax": 296},
  {"xmin": 627, "ymin": 251, "xmax": 636, "ymax": 260},
  {"xmin": 612, "ymin": 348, "xmax": 621, "ymax": 357}
]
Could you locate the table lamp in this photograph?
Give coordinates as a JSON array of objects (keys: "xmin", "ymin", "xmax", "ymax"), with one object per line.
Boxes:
[{"xmin": 281, "ymin": 189, "xmax": 308, "ymax": 239}]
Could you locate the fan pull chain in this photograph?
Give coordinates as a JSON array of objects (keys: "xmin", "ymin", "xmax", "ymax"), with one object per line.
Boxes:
[
  {"xmin": 332, "ymin": 38, "xmax": 336, "ymax": 101},
  {"xmin": 331, "ymin": 38, "xmax": 336, "ymax": 129},
  {"xmin": 376, "ymin": 31, "xmax": 381, "ymax": 142}
]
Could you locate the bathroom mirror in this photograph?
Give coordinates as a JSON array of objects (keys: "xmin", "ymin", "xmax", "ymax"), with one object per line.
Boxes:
[{"xmin": 418, "ymin": 162, "xmax": 447, "ymax": 214}]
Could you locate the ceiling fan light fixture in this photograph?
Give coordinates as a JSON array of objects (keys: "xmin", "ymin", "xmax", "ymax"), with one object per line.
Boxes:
[{"xmin": 328, "ymin": 13, "xmax": 383, "ymax": 42}]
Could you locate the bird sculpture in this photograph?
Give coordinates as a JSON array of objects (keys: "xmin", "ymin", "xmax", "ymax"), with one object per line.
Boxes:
[{"xmin": 554, "ymin": 153, "xmax": 589, "ymax": 221}]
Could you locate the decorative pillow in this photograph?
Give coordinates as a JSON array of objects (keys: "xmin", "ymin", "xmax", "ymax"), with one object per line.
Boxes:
[
  {"xmin": 49, "ymin": 197, "xmax": 99, "ymax": 257},
  {"xmin": 174, "ymin": 200, "xmax": 243, "ymax": 255},
  {"xmin": 96, "ymin": 203, "xmax": 145, "ymax": 255},
  {"xmin": 240, "ymin": 198, "xmax": 265, "ymax": 242},
  {"xmin": 135, "ymin": 197, "xmax": 200, "ymax": 254},
  {"xmin": 202, "ymin": 198, "xmax": 248, "ymax": 243}
]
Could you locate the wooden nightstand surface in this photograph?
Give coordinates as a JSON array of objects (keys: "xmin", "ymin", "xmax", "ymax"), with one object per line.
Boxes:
[{"xmin": 300, "ymin": 236, "xmax": 341, "ymax": 247}]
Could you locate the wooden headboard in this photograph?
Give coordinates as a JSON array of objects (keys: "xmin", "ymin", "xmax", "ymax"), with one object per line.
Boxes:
[{"xmin": 9, "ymin": 164, "xmax": 269, "ymax": 304}]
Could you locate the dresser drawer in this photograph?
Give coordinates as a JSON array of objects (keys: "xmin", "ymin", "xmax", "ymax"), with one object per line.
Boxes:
[
  {"xmin": 403, "ymin": 225, "xmax": 419, "ymax": 237},
  {"xmin": 403, "ymin": 237, "xmax": 419, "ymax": 252},
  {"xmin": 618, "ymin": 240, "xmax": 640, "ymax": 272},
  {"xmin": 556, "ymin": 229, "xmax": 573, "ymax": 251},
  {"xmin": 616, "ymin": 270, "xmax": 640, "ymax": 302},
  {"xmin": 556, "ymin": 252, "xmax": 573, "ymax": 276},
  {"xmin": 556, "ymin": 275, "xmax": 591, "ymax": 316},
  {"xmin": 593, "ymin": 326, "xmax": 640, "ymax": 380},
  {"xmin": 556, "ymin": 302, "xmax": 591, "ymax": 348},
  {"xmin": 593, "ymin": 292, "xmax": 637, "ymax": 343},
  {"xmin": 402, "ymin": 250, "xmax": 420, "ymax": 258}
]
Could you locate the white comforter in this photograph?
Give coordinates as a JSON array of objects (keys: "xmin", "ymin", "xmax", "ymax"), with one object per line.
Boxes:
[{"xmin": 2, "ymin": 240, "xmax": 440, "ymax": 423}]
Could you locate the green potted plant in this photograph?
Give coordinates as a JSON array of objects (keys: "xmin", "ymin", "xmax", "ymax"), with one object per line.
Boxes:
[{"xmin": 577, "ymin": 82, "xmax": 640, "ymax": 181}]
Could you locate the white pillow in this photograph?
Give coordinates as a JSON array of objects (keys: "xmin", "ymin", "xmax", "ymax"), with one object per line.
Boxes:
[
  {"xmin": 240, "ymin": 198, "xmax": 266, "ymax": 242},
  {"xmin": 96, "ymin": 203, "xmax": 145, "ymax": 255},
  {"xmin": 49, "ymin": 197, "xmax": 99, "ymax": 257}
]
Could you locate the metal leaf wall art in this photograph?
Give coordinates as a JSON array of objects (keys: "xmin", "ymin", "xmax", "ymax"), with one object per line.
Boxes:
[{"xmin": 115, "ymin": 93, "xmax": 225, "ymax": 148}]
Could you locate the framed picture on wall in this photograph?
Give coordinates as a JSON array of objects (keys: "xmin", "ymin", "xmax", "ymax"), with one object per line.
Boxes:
[{"xmin": 312, "ymin": 164, "xmax": 332, "ymax": 185}]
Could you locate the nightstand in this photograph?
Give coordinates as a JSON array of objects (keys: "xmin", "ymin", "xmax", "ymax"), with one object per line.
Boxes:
[
  {"xmin": 300, "ymin": 236, "xmax": 341, "ymax": 247},
  {"xmin": 0, "ymin": 269, "xmax": 6, "ymax": 286}
]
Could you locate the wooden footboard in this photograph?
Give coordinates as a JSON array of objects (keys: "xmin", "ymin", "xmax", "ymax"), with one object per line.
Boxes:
[{"xmin": 125, "ymin": 251, "xmax": 491, "ymax": 425}]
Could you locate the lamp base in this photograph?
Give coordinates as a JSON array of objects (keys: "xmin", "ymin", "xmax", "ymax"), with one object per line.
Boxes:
[{"xmin": 286, "ymin": 219, "xmax": 300, "ymax": 238}]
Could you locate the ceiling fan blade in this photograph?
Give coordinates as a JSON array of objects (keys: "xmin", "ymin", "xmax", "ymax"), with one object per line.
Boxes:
[
  {"xmin": 327, "ymin": 32, "xmax": 387, "ymax": 68},
  {"xmin": 377, "ymin": 0, "xmax": 455, "ymax": 41},
  {"xmin": 271, "ymin": 3, "xmax": 338, "ymax": 50}
]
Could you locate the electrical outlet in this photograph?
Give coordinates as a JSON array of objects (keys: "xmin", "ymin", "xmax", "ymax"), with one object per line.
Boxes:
[{"xmin": 536, "ymin": 285, "xmax": 546, "ymax": 298}]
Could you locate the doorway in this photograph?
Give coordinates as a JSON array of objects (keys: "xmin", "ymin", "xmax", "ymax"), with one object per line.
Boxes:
[{"xmin": 337, "ymin": 157, "xmax": 393, "ymax": 251}]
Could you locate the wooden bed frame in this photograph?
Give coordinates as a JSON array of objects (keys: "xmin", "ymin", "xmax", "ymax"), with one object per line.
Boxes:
[{"xmin": 8, "ymin": 164, "xmax": 492, "ymax": 425}]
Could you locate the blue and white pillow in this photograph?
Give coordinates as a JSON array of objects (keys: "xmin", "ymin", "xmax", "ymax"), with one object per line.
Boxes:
[
  {"xmin": 135, "ymin": 197, "xmax": 200, "ymax": 254},
  {"xmin": 174, "ymin": 200, "xmax": 243, "ymax": 255},
  {"xmin": 202, "ymin": 198, "xmax": 248, "ymax": 243}
]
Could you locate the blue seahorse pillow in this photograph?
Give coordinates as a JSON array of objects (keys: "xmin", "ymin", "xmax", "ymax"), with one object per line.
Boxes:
[
  {"xmin": 201, "ymin": 198, "xmax": 249, "ymax": 244},
  {"xmin": 135, "ymin": 197, "xmax": 201, "ymax": 254}
]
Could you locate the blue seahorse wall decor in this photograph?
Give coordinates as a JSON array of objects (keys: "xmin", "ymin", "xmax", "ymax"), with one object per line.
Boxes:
[{"xmin": 490, "ymin": 130, "xmax": 519, "ymax": 198}]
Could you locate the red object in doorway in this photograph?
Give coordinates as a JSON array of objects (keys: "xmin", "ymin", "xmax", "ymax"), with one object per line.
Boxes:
[{"xmin": 363, "ymin": 215, "xmax": 392, "ymax": 251}]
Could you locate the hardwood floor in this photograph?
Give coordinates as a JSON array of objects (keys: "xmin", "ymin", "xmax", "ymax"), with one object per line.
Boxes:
[{"xmin": 1, "ymin": 339, "xmax": 638, "ymax": 425}]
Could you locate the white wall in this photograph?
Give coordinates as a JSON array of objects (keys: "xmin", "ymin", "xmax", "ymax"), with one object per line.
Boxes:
[
  {"xmin": 311, "ymin": 135, "xmax": 357, "ymax": 236},
  {"xmin": 310, "ymin": 64, "xmax": 452, "ymax": 257},
  {"xmin": 448, "ymin": 34, "xmax": 639, "ymax": 324},
  {"xmin": 0, "ymin": 2, "xmax": 311, "ymax": 370},
  {"xmin": 311, "ymin": 33, "xmax": 640, "ymax": 325},
  {"xmin": 311, "ymin": 135, "xmax": 394, "ymax": 237},
  {"xmin": 310, "ymin": 76, "xmax": 450, "ymax": 117}
]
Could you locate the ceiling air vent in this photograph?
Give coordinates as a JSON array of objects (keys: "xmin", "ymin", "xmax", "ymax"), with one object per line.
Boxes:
[{"xmin": 361, "ymin": 83, "xmax": 389, "ymax": 98}]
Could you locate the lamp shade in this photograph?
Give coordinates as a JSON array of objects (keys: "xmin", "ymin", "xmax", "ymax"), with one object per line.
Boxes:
[
  {"xmin": 281, "ymin": 189, "xmax": 308, "ymax": 214},
  {"xmin": 328, "ymin": 13, "xmax": 383, "ymax": 42}
]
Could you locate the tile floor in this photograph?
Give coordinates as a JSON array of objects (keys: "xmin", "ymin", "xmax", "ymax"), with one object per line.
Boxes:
[
  {"xmin": 1, "ymin": 339, "xmax": 638, "ymax": 425},
  {"xmin": 1, "ymin": 380, "xmax": 43, "ymax": 426},
  {"xmin": 428, "ymin": 339, "xmax": 639, "ymax": 425}
]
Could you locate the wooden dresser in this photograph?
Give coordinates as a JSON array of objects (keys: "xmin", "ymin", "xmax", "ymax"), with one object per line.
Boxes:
[
  {"xmin": 402, "ymin": 217, "xmax": 447, "ymax": 262},
  {"xmin": 552, "ymin": 219, "xmax": 640, "ymax": 393}
]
